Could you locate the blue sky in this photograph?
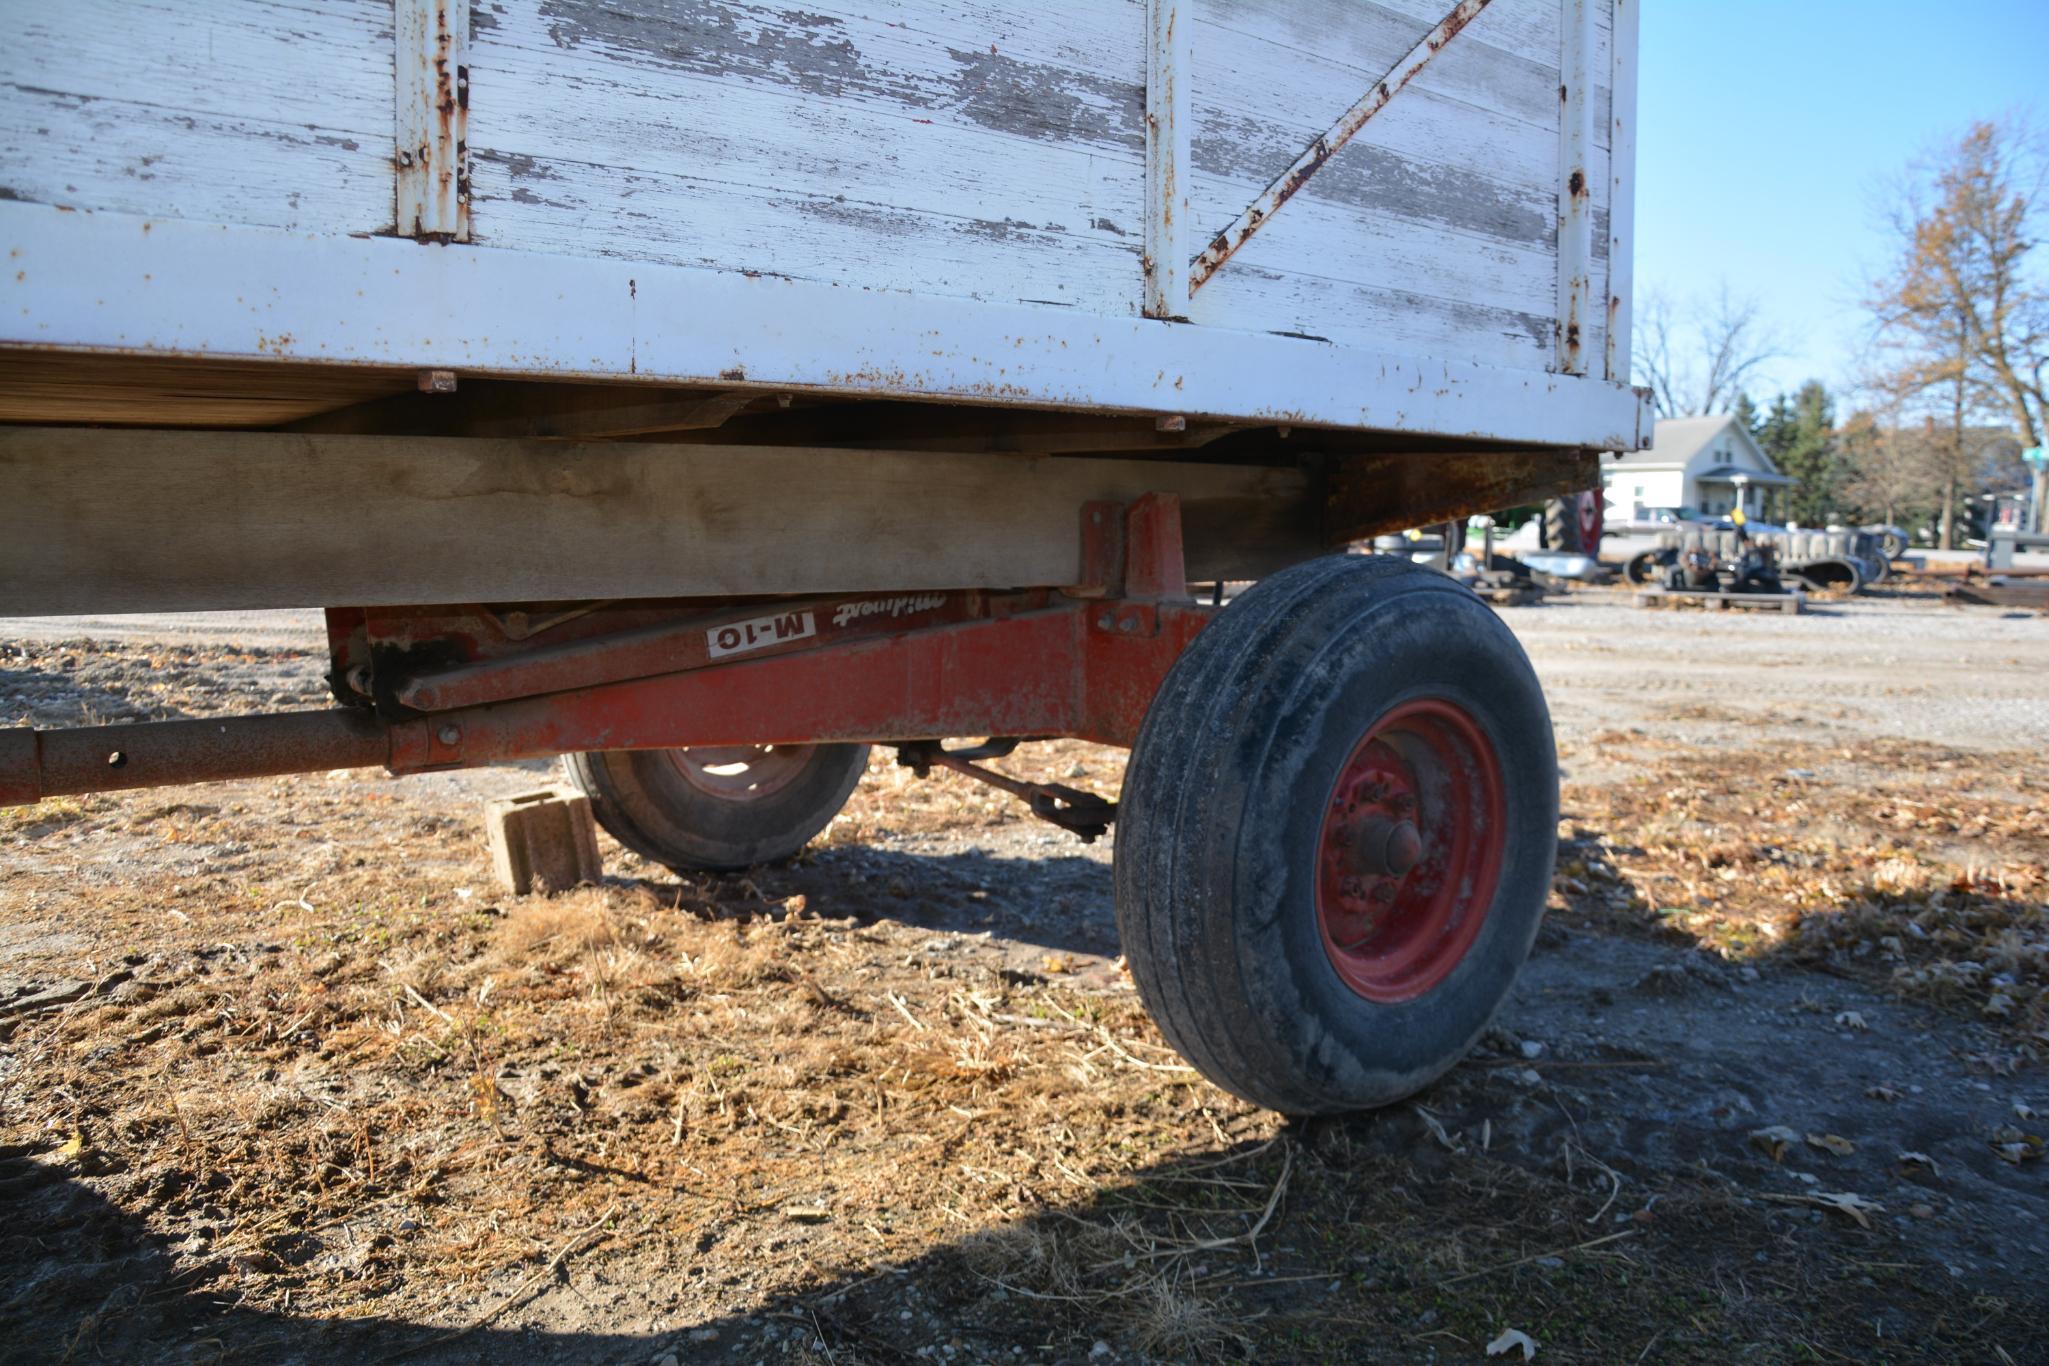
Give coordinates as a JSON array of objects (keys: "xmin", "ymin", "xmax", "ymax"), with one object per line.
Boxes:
[{"xmin": 1633, "ymin": 0, "xmax": 2047, "ymax": 405}]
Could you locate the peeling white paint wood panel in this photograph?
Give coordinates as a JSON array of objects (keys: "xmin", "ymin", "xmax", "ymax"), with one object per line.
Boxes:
[
  {"xmin": 467, "ymin": 151, "xmax": 1142, "ymax": 317},
  {"xmin": 1186, "ymin": 168, "xmax": 1560, "ymax": 323},
  {"xmin": 0, "ymin": 1, "xmax": 1645, "ymax": 441},
  {"xmin": 1192, "ymin": 55, "xmax": 1576, "ymax": 255},
  {"xmin": 468, "ymin": 0, "xmax": 1594, "ymax": 356},
  {"xmin": 0, "ymin": 0, "xmax": 394, "ymax": 233},
  {"xmin": 1200, "ymin": 0, "xmax": 1612, "ymax": 151},
  {"xmin": 0, "ymin": 91, "xmax": 395, "ymax": 237},
  {"xmin": 1183, "ymin": 0, "xmax": 1615, "ymax": 368},
  {"xmin": 466, "ymin": 2, "xmax": 1146, "ymax": 312},
  {"xmin": 1, "ymin": 203, "xmax": 1653, "ymax": 451},
  {"xmin": 1186, "ymin": 263, "xmax": 1555, "ymax": 372},
  {"xmin": 1189, "ymin": 4, "xmax": 1615, "ymax": 242},
  {"xmin": 3, "ymin": 0, "xmax": 393, "ymax": 129}
]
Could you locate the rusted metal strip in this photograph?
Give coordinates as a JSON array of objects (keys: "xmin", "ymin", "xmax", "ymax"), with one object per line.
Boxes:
[
  {"xmin": 1187, "ymin": 0, "xmax": 1493, "ymax": 294},
  {"xmin": 1605, "ymin": 0, "xmax": 1640, "ymax": 383},
  {"xmin": 1554, "ymin": 0, "xmax": 1596, "ymax": 375},
  {"xmin": 8, "ymin": 711, "xmax": 392, "ymax": 804},
  {"xmin": 395, "ymin": 0, "xmax": 470, "ymax": 241},
  {"xmin": 1143, "ymin": 0, "xmax": 1191, "ymax": 319}
]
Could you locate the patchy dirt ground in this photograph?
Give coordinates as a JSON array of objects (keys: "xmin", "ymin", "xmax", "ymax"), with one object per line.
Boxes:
[{"xmin": 2, "ymin": 589, "xmax": 2047, "ymax": 1364}]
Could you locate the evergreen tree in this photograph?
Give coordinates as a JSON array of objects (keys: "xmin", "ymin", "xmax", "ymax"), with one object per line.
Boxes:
[
  {"xmin": 1752, "ymin": 382, "xmax": 1840, "ymax": 525},
  {"xmin": 1780, "ymin": 381, "xmax": 1840, "ymax": 525},
  {"xmin": 1733, "ymin": 391, "xmax": 1761, "ymax": 440}
]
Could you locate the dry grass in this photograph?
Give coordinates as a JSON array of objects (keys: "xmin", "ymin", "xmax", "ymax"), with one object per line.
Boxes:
[
  {"xmin": 4, "ymin": 639, "xmax": 2048, "ymax": 1360},
  {"xmin": 1557, "ymin": 738, "xmax": 2049, "ymax": 1048}
]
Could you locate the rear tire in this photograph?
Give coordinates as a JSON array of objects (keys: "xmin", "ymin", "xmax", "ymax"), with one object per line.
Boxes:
[
  {"xmin": 564, "ymin": 744, "xmax": 869, "ymax": 872},
  {"xmin": 1114, "ymin": 555, "xmax": 1558, "ymax": 1115}
]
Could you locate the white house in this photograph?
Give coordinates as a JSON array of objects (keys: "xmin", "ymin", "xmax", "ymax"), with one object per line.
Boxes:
[{"xmin": 1603, "ymin": 415, "xmax": 1791, "ymax": 522}]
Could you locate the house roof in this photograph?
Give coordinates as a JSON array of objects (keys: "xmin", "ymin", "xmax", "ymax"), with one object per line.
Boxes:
[
  {"xmin": 1697, "ymin": 463, "xmax": 1791, "ymax": 486},
  {"xmin": 1608, "ymin": 415, "xmax": 1735, "ymax": 469},
  {"xmin": 1614, "ymin": 413, "xmax": 1778, "ymax": 479}
]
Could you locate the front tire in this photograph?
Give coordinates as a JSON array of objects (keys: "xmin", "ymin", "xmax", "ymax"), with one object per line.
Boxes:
[
  {"xmin": 564, "ymin": 744, "xmax": 869, "ymax": 873},
  {"xmin": 1113, "ymin": 556, "xmax": 1558, "ymax": 1115}
]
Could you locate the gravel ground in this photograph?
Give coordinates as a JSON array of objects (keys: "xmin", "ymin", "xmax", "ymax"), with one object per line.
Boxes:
[{"xmin": 2, "ymin": 584, "xmax": 2046, "ymax": 1363}]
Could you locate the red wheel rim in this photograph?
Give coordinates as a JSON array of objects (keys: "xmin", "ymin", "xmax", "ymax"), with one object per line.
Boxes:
[
  {"xmin": 1315, "ymin": 699, "xmax": 1507, "ymax": 1003},
  {"xmin": 663, "ymin": 745, "xmax": 816, "ymax": 801},
  {"xmin": 1576, "ymin": 489, "xmax": 1604, "ymax": 549}
]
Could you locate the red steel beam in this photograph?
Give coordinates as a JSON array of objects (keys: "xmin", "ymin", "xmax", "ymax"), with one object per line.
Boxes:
[{"xmin": 385, "ymin": 599, "xmax": 1208, "ymax": 775}]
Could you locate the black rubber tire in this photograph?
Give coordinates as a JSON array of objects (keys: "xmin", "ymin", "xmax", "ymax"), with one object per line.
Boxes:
[
  {"xmin": 1113, "ymin": 554, "xmax": 1558, "ymax": 1116},
  {"xmin": 1784, "ymin": 558, "xmax": 1863, "ymax": 594},
  {"xmin": 1540, "ymin": 491, "xmax": 1603, "ymax": 554},
  {"xmin": 1624, "ymin": 549, "xmax": 1666, "ymax": 586},
  {"xmin": 563, "ymin": 744, "xmax": 869, "ymax": 873}
]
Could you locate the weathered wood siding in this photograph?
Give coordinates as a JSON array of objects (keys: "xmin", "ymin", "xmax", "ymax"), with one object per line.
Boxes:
[
  {"xmin": 465, "ymin": 1, "xmax": 1152, "ymax": 315},
  {"xmin": 0, "ymin": 0, "xmax": 396, "ymax": 234},
  {"xmin": 1185, "ymin": 0, "xmax": 1610, "ymax": 368},
  {"xmin": 2, "ymin": 0, "xmax": 1623, "ymax": 380}
]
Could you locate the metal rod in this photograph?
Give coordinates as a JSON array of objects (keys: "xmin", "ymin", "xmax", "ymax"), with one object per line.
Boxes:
[
  {"xmin": 2, "ymin": 710, "xmax": 392, "ymax": 806},
  {"xmin": 1188, "ymin": 0, "xmax": 1493, "ymax": 293}
]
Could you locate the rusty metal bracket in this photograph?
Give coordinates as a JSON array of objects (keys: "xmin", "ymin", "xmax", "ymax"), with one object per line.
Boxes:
[
  {"xmin": 1188, "ymin": 0, "xmax": 1492, "ymax": 293},
  {"xmin": 395, "ymin": 0, "xmax": 470, "ymax": 241},
  {"xmin": 895, "ymin": 741, "xmax": 1117, "ymax": 843}
]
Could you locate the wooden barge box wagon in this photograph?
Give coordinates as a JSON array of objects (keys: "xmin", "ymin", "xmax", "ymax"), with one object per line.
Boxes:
[{"xmin": 0, "ymin": 0, "xmax": 1648, "ymax": 1114}]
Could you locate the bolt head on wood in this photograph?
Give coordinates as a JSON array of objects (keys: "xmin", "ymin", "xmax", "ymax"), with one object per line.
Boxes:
[{"xmin": 485, "ymin": 785, "xmax": 602, "ymax": 896}]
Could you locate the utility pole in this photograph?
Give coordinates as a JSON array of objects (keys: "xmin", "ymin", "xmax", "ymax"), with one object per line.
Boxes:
[{"xmin": 2027, "ymin": 446, "xmax": 2048, "ymax": 533}]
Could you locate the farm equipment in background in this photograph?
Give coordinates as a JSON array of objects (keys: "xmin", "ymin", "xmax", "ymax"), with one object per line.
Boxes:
[
  {"xmin": 1634, "ymin": 513, "xmax": 1805, "ymax": 613},
  {"xmin": 1369, "ymin": 521, "xmax": 1550, "ymax": 606},
  {"xmin": 1626, "ymin": 524, "xmax": 1891, "ymax": 594}
]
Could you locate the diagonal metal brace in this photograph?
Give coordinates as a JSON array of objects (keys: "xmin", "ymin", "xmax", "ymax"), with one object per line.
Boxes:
[
  {"xmin": 1188, "ymin": 0, "xmax": 1493, "ymax": 293},
  {"xmin": 896, "ymin": 741, "xmax": 1117, "ymax": 843}
]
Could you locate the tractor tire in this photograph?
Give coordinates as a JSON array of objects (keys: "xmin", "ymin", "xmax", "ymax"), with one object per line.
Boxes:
[
  {"xmin": 564, "ymin": 743, "xmax": 869, "ymax": 873},
  {"xmin": 1540, "ymin": 491, "xmax": 1604, "ymax": 554},
  {"xmin": 1114, "ymin": 555, "xmax": 1558, "ymax": 1115}
]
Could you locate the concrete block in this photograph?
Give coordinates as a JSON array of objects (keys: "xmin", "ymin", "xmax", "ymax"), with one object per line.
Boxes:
[{"xmin": 485, "ymin": 785, "xmax": 602, "ymax": 896}]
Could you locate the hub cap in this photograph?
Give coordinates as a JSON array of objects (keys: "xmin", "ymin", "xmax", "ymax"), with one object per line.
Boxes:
[
  {"xmin": 663, "ymin": 745, "xmax": 816, "ymax": 801},
  {"xmin": 1315, "ymin": 699, "xmax": 1507, "ymax": 1002}
]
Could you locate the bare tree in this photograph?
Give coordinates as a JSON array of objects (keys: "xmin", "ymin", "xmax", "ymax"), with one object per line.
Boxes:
[
  {"xmin": 1868, "ymin": 116, "xmax": 2049, "ymax": 533},
  {"xmin": 1837, "ymin": 405, "xmax": 1927, "ymax": 528},
  {"xmin": 1636, "ymin": 282, "xmax": 1784, "ymax": 418}
]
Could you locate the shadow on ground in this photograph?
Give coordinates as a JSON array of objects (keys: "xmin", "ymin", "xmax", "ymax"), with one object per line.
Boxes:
[{"xmin": 12, "ymin": 1098, "xmax": 2046, "ymax": 1366}]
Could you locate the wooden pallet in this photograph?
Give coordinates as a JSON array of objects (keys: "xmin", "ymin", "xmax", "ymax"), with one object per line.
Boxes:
[
  {"xmin": 1469, "ymin": 581, "xmax": 1546, "ymax": 607},
  {"xmin": 1945, "ymin": 583, "xmax": 2049, "ymax": 609},
  {"xmin": 1634, "ymin": 586, "xmax": 1805, "ymax": 614}
]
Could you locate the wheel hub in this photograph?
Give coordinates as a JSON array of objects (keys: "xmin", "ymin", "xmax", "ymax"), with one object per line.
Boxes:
[
  {"xmin": 1315, "ymin": 699, "xmax": 1507, "ymax": 1002},
  {"xmin": 1350, "ymin": 817, "xmax": 1423, "ymax": 877}
]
